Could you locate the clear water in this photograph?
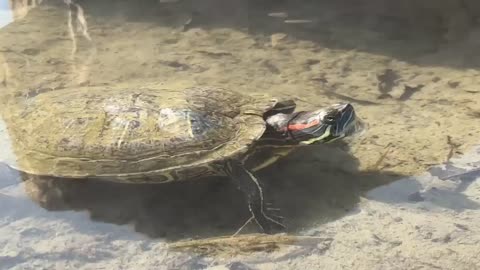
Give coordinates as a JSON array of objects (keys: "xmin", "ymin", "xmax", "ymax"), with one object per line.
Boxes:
[{"xmin": 1, "ymin": 0, "xmax": 480, "ymax": 269}]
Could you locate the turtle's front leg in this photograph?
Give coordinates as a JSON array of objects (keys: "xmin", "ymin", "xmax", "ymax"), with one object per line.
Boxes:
[{"xmin": 223, "ymin": 159, "xmax": 286, "ymax": 234}]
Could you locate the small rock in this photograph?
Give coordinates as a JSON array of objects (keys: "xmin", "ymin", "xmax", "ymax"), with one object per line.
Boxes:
[
  {"xmin": 424, "ymin": 232, "xmax": 433, "ymax": 239},
  {"xmin": 228, "ymin": 262, "xmax": 256, "ymax": 270},
  {"xmin": 158, "ymin": 60, "xmax": 190, "ymax": 71},
  {"xmin": 22, "ymin": 48, "xmax": 40, "ymax": 56},
  {"xmin": 448, "ymin": 81, "xmax": 460, "ymax": 88},
  {"xmin": 391, "ymin": 240, "xmax": 402, "ymax": 247},
  {"xmin": 432, "ymin": 233, "xmax": 452, "ymax": 243},
  {"xmin": 454, "ymin": 223, "xmax": 469, "ymax": 230},
  {"xmin": 270, "ymin": 33, "xmax": 287, "ymax": 48},
  {"xmin": 393, "ymin": 217, "xmax": 403, "ymax": 222},
  {"xmin": 306, "ymin": 59, "xmax": 320, "ymax": 66}
]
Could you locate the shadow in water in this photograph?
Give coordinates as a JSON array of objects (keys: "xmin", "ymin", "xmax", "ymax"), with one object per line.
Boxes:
[
  {"xmin": 3, "ymin": 141, "xmax": 478, "ymax": 241},
  {"xmin": 51, "ymin": 0, "xmax": 480, "ymax": 69},
  {"xmin": 3, "ymin": 142, "xmax": 403, "ymax": 241},
  {"xmin": 366, "ymin": 161, "xmax": 480, "ymax": 211}
]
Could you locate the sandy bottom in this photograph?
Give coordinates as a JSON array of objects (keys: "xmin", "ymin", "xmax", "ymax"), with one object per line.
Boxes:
[{"xmin": 1, "ymin": 0, "xmax": 480, "ymax": 269}]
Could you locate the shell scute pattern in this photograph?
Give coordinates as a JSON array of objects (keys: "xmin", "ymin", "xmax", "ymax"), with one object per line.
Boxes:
[{"xmin": 2, "ymin": 86, "xmax": 275, "ymax": 182}]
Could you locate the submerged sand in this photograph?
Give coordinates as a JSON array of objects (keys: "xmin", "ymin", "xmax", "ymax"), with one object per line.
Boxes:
[{"xmin": 1, "ymin": 0, "xmax": 480, "ymax": 269}]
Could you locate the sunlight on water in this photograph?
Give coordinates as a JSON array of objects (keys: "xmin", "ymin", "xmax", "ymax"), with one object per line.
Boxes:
[
  {"xmin": 0, "ymin": 0, "xmax": 480, "ymax": 269},
  {"xmin": 0, "ymin": 116, "xmax": 16, "ymax": 166},
  {"xmin": 0, "ymin": 0, "xmax": 13, "ymax": 28}
]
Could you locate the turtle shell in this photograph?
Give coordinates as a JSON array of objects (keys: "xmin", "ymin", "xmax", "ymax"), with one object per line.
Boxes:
[{"xmin": 0, "ymin": 86, "xmax": 278, "ymax": 182}]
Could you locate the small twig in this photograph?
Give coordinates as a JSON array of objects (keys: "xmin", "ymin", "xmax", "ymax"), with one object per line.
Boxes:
[
  {"xmin": 368, "ymin": 143, "xmax": 393, "ymax": 171},
  {"xmin": 446, "ymin": 135, "xmax": 461, "ymax": 163},
  {"xmin": 439, "ymin": 167, "xmax": 480, "ymax": 180},
  {"xmin": 232, "ymin": 216, "xmax": 254, "ymax": 237},
  {"xmin": 169, "ymin": 233, "xmax": 332, "ymax": 256}
]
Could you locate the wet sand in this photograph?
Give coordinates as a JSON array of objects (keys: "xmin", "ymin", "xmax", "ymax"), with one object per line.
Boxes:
[{"xmin": 1, "ymin": 0, "xmax": 480, "ymax": 269}]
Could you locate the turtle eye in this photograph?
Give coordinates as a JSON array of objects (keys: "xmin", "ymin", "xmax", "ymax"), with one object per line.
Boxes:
[{"xmin": 324, "ymin": 115, "xmax": 336, "ymax": 123}]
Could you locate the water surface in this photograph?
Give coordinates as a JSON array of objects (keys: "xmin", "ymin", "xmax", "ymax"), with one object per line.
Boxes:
[{"xmin": 1, "ymin": 1, "xmax": 480, "ymax": 269}]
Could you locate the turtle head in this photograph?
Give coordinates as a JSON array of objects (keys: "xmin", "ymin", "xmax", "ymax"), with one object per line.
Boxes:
[{"xmin": 284, "ymin": 103, "xmax": 363, "ymax": 144}]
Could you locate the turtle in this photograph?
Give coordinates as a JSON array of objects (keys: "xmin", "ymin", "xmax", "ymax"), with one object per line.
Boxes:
[{"xmin": 0, "ymin": 85, "xmax": 363, "ymax": 233}]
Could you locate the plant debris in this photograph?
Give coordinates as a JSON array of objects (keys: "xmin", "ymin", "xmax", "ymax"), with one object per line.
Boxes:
[{"xmin": 169, "ymin": 233, "xmax": 332, "ymax": 257}]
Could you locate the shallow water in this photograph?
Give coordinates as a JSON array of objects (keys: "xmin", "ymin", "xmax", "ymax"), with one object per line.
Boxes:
[{"xmin": 1, "ymin": 0, "xmax": 480, "ymax": 269}]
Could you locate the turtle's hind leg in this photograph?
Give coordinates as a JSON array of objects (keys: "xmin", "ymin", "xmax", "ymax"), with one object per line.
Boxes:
[{"xmin": 224, "ymin": 159, "xmax": 286, "ymax": 234}]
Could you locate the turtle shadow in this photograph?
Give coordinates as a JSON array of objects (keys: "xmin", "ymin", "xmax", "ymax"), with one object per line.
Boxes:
[{"xmin": 17, "ymin": 141, "xmax": 405, "ymax": 241}]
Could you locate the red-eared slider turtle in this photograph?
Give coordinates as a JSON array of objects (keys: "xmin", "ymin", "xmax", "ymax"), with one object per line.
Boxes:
[{"xmin": 1, "ymin": 86, "xmax": 362, "ymax": 233}]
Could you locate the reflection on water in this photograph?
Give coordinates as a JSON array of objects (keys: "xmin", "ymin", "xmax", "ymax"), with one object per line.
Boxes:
[
  {"xmin": 1, "ymin": 0, "xmax": 480, "ymax": 269},
  {"xmin": 0, "ymin": 0, "xmax": 43, "ymax": 27}
]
